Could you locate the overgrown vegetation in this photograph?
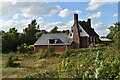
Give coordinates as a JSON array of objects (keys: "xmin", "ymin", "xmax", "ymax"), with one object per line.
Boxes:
[
  {"xmin": 58, "ymin": 45, "xmax": 120, "ymax": 79},
  {"xmin": 5, "ymin": 54, "xmax": 20, "ymax": 67},
  {"xmin": 37, "ymin": 46, "xmax": 55, "ymax": 59},
  {"xmin": 17, "ymin": 43, "xmax": 34, "ymax": 53}
]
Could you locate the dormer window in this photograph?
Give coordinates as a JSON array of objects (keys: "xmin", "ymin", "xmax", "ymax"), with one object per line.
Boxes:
[
  {"xmin": 49, "ymin": 39, "xmax": 55, "ymax": 44},
  {"xmin": 48, "ymin": 38, "xmax": 63, "ymax": 44}
]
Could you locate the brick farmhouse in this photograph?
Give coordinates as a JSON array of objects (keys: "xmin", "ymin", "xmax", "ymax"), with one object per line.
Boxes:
[{"xmin": 34, "ymin": 13, "xmax": 101, "ymax": 53}]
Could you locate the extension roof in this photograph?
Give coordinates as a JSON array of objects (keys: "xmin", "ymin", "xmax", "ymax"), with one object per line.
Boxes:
[{"xmin": 34, "ymin": 33, "xmax": 72, "ymax": 45}]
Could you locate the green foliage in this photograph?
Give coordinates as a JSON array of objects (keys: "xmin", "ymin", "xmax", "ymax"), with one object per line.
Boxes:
[
  {"xmin": 107, "ymin": 22, "xmax": 120, "ymax": 39},
  {"xmin": 38, "ymin": 46, "xmax": 55, "ymax": 59},
  {"xmin": 46, "ymin": 46, "xmax": 55, "ymax": 57},
  {"xmin": 24, "ymin": 70, "xmax": 58, "ymax": 78},
  {"xmin": 35, "ymin": 30, "xmax": 47, "ymax": 39},
  {"xmin": 5, "ymin": 55, "xmax": 14, "ymax": 67},
  {"xmin": 60, "ymin": 47, "xmax": 106, "ymax": 58},
  {"xmin": 17, "ymin": 43, "xmax": 34, "ymax": 53},
  {"xmin": 49, "ymin": 26, "xmax": 58, "ymax": 33},
  {"xmin": 23, "ymin": 19, "xmax": 38, "ymax": 45},
  {"xmin": 95, "ymin": 43, "xmax": 106, "ymax": 47},
  {"xmin": 2, "ymin": 28, "xmax": 20, "ymax": 52},
  {"xmin": 89, "ymin": 43, "xmax": 96, "ymax": 48},
  {"xmin": 61, "ymin": 50, "xmax": 74, "ymax": 58},
  {"xmin": 37, "ymin": 49, "xmax": 47, "ymax": 59},
  {"xmin": 58, "ymin": 45, "xmax": 120, "ymax": 79}
]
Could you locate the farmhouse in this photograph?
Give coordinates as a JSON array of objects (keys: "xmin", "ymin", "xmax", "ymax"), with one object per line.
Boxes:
[{"xmin": 34, "ymin": 13, "xmax": 100, "ymax": 53}]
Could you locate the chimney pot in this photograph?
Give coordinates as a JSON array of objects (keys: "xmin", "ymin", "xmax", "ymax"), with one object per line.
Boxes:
[
  {"xmin": 88, "ymin": 18, "xmax": 91, "ymax": 27},
  {"xmin": 74, "ymin": 13, "xmax": 78, "ymax": 24}
]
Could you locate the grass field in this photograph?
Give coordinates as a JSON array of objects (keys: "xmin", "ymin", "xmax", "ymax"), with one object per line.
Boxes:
[
  {"xmin": 1, "ymin": 45, "xmax": 120, "ymax": 78},
  {"xmin": 2, "ymin": 53, "xmax": 62, "ymax": 78}
]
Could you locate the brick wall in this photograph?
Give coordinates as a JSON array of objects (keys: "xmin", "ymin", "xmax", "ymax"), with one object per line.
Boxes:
[{"xmin": 34, "ymin": 45, "xmax": 71, "ymax": 53}]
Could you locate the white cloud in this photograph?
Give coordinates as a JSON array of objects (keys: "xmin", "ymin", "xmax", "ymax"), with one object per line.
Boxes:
[
  {"xmin": 0, "ymin": 19, "xmax": 31, "ymax": 32},
  {"xmin": 58, "ymin": 8, "xmax": 81, "ymax": 18},
  {"xmin": 92, "ymin": 22, "xmax": 103, "ymax": 29},
  {"xmin": 86, "ymin": 0, "xmax": 119, "ymax": 11},
  {"xmin": 58, "ymin": 9, "xmax": 71, "ymax": 18},
  {"xmin": 38, "ymin": 20, "xmax": 74, "ymax": 31},
  {"xmin": 86, "ymin": 0, "xmax": 105, "ymax": 11},
  {"xmin": 0, "ymin": 18, "xmax": 74, "ymax": 33},
  {"xmin": 113, "ymin": 13, "xmax": 118, "ymax": 17},
  {"xmin": 92, "ymin": 22, "xmax": 109, "ymax": 36},
  {"xmin": 13, "ymin": 14, "xmax": 19, "ymax": 20},
  {"xmin": 88, "ymin": 11, "xmax": 102, "ymax": 19},
  {"xmin": 0, "ymin": 2, "xmax": 61, "ymax": 17},
  {"xmin": 37, "ymin": 17, "xmax": 43, "ymax": 21}
]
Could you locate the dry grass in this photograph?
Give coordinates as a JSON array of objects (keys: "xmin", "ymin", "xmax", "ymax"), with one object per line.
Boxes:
[{"xmin": 2, "ymin": 53, "xmax": 62, "ymax": 78}]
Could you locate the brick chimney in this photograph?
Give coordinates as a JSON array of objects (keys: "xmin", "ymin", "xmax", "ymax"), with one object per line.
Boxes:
[
  {"xmin": 88, "ymin": 18, "xmax": 91, "ymax": 27},
  {"xmin": 73, "ymin": 13, "xmax": 80, "ymax": 48}
]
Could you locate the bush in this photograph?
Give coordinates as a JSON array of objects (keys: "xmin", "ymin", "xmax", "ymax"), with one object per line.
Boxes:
[
  {"xmin": 28, "ymin": 45, "xmax": 34, "ymax": 51},
  {"xmin": 38, "ymin": 49, "xmax": 47, "ymax": 59},
  {"xmin": 5, "ymin": 55, "xmax": 14, "ymax": 67},
  {"xmin": 46, "ymin": 46, "xmax": 55, "ymax": 57},
  {"xmin": 24, "ymin": 70, "xmax": 58, "ymax": 78},
  {"xmin": 5, "ymin": 54, "xmax": 21, "ymax": 67},
  {"xmin": 95, "ymin": 43, "xmax": 106, "ymax": 47},
  {"xmin": 89, "ymin": 43, "xmax": 96, "ymax": 48},
  {"xmin": 37, "ymin": 46, "xmax": 55, "ymax": 59},
  {"xmin": 60, "ymin": 47, "xmax": 106, "ymax": 58},
  {"xmin": 61, "ymin": 50, "xmax": 74, "ymax": 58},
  {"xmin": 17, "ymin": 44, "xmax": 34, "ymax": 53}
]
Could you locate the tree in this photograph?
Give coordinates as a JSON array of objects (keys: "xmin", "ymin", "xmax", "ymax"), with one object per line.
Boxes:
[
  {"xmin": 107, "ymin": 22, "xmax": 120, "ymax": 51},
  {"xmin": 2, "ymin": 28, "xmax": 19, "ymax": 52},
  {"xmin": 107, "ymin": 22, "xmax": 120, "ymax": 39},
  {"xmin": 23, "ymin": 19, "xmax": 38, "ymax": 45},
  {"xmin": 49, "ymin": 26, "xmax": 58, "ymax": 33},
  {"xmin": 35, "ymin": 30, "xmax": 47, "ymax": 39}
]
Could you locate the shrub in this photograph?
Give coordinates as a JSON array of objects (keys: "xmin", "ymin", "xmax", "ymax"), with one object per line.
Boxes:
[
  {"xmin": 5, "ymin": 55, "xmax": 14, "ymax": 67},
  {"xmin": 5, "ymin": 55, "xmax": 21, "ymax": 67},
  {"xmin": 37, "ymin": 46, "xmax": 55, "ymax": 59},
  {"xmin": 28, "ymin": 45, "xmax": 34, "ymax": 51},
  {"xmin": 17, "ymin": 43, "xmax": 28, "ymax": 53},
  {"xmin": 89, "ymin": 43, "xmax": 96, "ymax": 48},
  {"xmin": 38, "ymin": 49, "xmax": 47, "ymax": 59},
  {"xmin": 61, "ymin": 50, "xmax": 74, "ymax": 58},
  {"xmin": 17, "ymin": 44, "xmax": 34, "ymax": 53},
  {"xmin": 95, "ymin": 43, "xmax": 106, "ymax": 47},
  {"xmin": 46, "ymin": 46, "xmax": 55, "ymax": 57},
  {"xmin": 24, "ymin": 70, "xmax": 58, "ymax": 78}
]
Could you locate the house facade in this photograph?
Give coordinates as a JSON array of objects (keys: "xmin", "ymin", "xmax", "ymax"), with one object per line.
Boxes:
[{"xmin": 34, "ymin": 13, "xmax": 100, "ymax": 53}]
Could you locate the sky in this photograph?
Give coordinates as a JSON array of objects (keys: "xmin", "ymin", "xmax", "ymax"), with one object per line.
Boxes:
[{"xmin": 0, "ymin": 0, "xmax": 119, "ymax": 36}]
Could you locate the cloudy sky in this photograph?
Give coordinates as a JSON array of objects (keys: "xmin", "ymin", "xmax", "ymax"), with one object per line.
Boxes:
[{"xmin": 0, "ymin": 0, "xmax": 119, "ymax": 36}]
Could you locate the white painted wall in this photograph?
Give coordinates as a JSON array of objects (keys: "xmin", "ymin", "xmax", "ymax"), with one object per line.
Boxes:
[
  {"xmin": 69, "ymin": 23, "xmax": 89, "ymax": 38},
  {"xmin": 78, "ymin": 23, "xmax": 89, "ymax": 37}
]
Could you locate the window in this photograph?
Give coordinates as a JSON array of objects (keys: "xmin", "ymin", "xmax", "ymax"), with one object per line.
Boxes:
[
  {"xmin": 48, "ymin": 39, "xmax": 63, "ymax": 44},
  {"xmin": 71, "ymin": 27, "xmax": 73, "ymax": 32},
  {"xmin": 96, "ymin": 38, "xmax": 98, "ymax": 42},
  {"xmin": 79, "ymin": 29, "xmax": 82, "ymax": 32},
  {"xmin": 70, "ymin": 33, "xmax": 72, "ymax": 36},
  {"xmin": 56, "ymin": 39, "xmax": 63, "ymax": 43},
  {"xmin": 49, "ymin": 39, "xmax": 55, "ymax": 44},
  {"xmin": 90, "ymin": 37, "xmax": 92, "ymax": 42}
]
